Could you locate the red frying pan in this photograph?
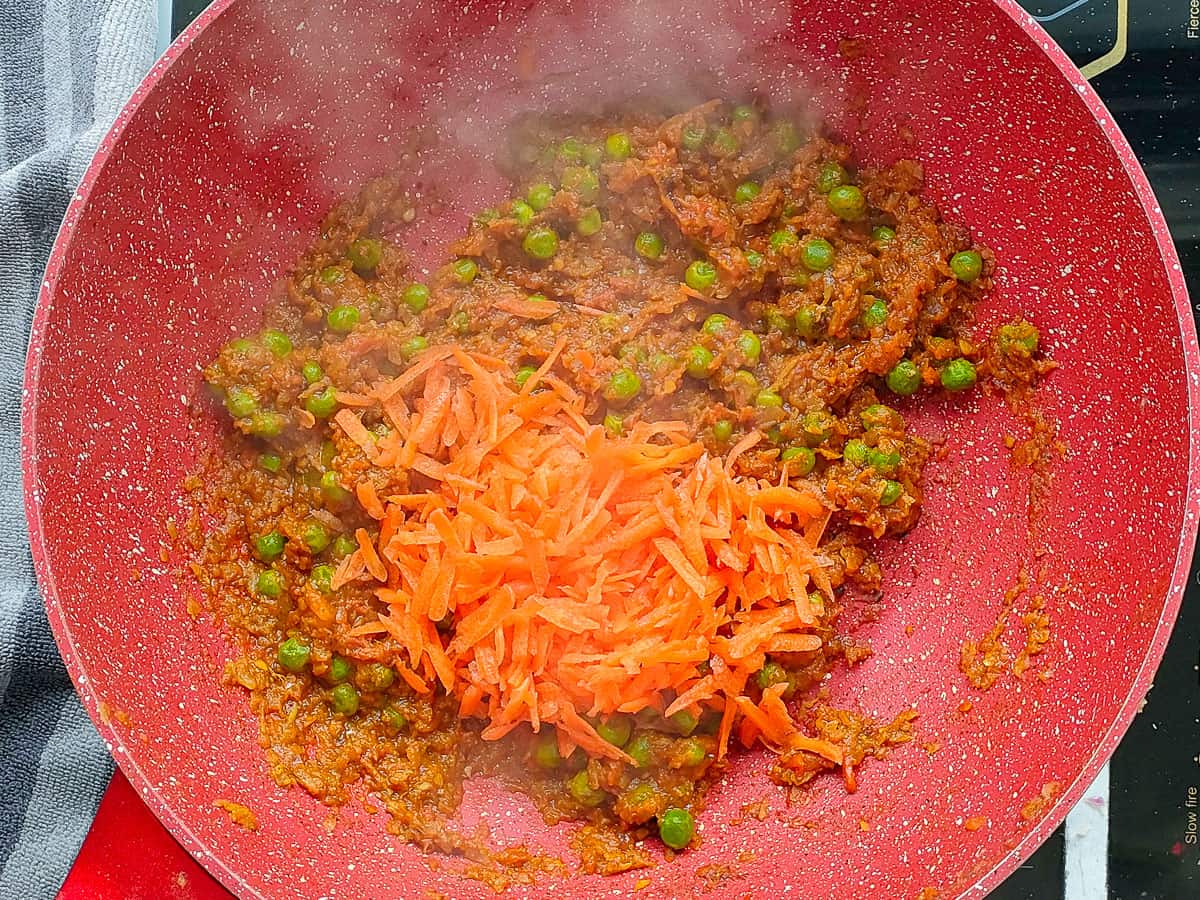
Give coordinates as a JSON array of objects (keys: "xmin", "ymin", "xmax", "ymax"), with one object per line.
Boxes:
[{"xmin": 24, "ymin": 1, "xmax": 1199, "ymax": 897}]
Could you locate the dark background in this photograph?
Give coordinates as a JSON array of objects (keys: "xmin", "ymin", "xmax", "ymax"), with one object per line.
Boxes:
[{"xmin": 170, "ymin": 2, "xmax": 1200, "ymax": 897}]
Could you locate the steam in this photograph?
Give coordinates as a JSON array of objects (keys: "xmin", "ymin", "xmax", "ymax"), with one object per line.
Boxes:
[{"xmin": 200, "ymin": 0, "xmax": 833, "ymax": 273}]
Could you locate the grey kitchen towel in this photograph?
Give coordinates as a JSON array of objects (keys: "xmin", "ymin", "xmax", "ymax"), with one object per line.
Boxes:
[{"xmin": 0, "ymin": 2, "xmax": 157, "ymax": 897}]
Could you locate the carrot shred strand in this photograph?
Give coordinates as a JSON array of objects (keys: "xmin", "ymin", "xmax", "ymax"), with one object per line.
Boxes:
[{"xmin": 345, "ymin": 347, "xmax": 831, "ymax": 764}]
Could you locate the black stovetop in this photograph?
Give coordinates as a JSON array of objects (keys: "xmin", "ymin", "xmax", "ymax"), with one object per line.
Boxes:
[{"xmin": 171, "ymin": 2, "xmax": 1199, "ymax": 897}]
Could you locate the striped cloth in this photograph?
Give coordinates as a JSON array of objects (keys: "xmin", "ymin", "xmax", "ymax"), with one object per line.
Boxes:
[{"xmin": 0, "ymin": 2, "xmax": 157, "ymax": 896}]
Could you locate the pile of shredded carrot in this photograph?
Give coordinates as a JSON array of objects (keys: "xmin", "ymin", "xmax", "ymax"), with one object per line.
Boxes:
[{"xmin": 331, "ymin": 342, "xmax": 842, "ymax": 765}]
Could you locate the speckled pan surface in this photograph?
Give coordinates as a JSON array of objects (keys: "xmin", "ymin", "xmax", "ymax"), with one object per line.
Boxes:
[{"xmin": 22, "ymin": 0, "xmax": 1198, "ymax": 897}]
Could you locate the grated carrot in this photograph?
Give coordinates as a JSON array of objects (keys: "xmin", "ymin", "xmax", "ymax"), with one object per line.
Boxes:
[
  {"xmin": 493, "ymin": 294, "xmax": 563, "ymax": 320},
  {"xmin": 339, "ymin": 347, "xmax": 835, "ymax": 764}
]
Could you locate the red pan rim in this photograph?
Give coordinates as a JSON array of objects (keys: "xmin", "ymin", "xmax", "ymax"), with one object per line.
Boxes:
[{"xmin": 20, "ymin": 2, "xmax": 1199, "ymax": 897}]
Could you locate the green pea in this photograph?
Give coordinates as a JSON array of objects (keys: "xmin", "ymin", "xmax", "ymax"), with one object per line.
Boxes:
[
  {"xmin": 310, "ymin": 564, "xmax": 334, "ymax": 594},
  {"xmin": 868, "ymin": 447, "xmax": 901, "ymax": 474},
  {"xmin": 253, "ymin": 531, "xmax": 285, "ymax": 562},
  {"xmin": 626, "ymin": 734, "xmax": 654, "ymax": 768},
  {"xmin": 347, "ymin": 237, "xmax": 383, "ymax": 273},
  {"xmin": 558, "ymin": 136, "xmax": 583, "ymax": 160},
  {"xmin": 327, "ymin": 305, "xmax": 360, "ymax": 333},
  {"xmin": 872, "ymin": 225, "xmax": 896, "ymax": 245},
  {"xmin": 756, "ymin": 660, "xmax": 789, "ymax": 691},
  {"xmin": 246, "ymin": 411, "xmax": 285, "ymax": 438},
  {"xmin": 401, "ymin": 335, "xmax": 429, "ymax": 359},
  {"xmin": 794, "ymin": 306, "xmax": 820, "ymax": 341},
  {"xmin": 950, "ymin": 250, "xmax": 983, "ymax": 282},
  {"xmin": 861, "ymin": 403, "xmax": 902, "ymax": 431},
  {"xmin": 319, "ymin": 265, "xmax": 346, "ymax": 284},
  {"xmin": 328, "ymin": 655, "xmax": 353, "ymax": 684},
  {"xmin": 301, "ymin": 520, "xmax": 330, "ymax": 553},
  {"xmin": 755, "ymin": 389, "xmax": 783, "ymax": 409},
  {"xmin": 649, "ymin": 352, "xmax": 675, "ymax": 373},
  {"xmin": 769, "ymin": 229, "xmax": 798, "ymax": 251},
  {"xmin": 522, "ymin": 227, "xmax": 559, "ymax": 260},
  {"xmin": 301, "ymin": 361, "xmax": 323, "ymax": 384},
  {"xmin": 618, "ymin": 342, "xmax": 647, "ymax": 362},
  {"xmin": 681, "ymin": 122, "xmax": 707, "ymax": 151},
  {"xmin": 734, "ymin": 181, "xmax": 761, "ymax": 203},
  {"xmin": 605, "ymin": 132, "xmax": 633, "ymax": 160},
  {"xmin": 452, "ymin": 258, "xmax": 479, "ymax": 283},
  {"xmin": 676, "ymin": 737, "xmax": 706, "ymax": 767},
  {"xmin": 321, "ymin": 471, "xmax": 351, "ymax": 505},
  {"xmin": 635, "ymin": 231, "xmax": 665, "ymax": 260},
  {"xmin": 259, "ymin": 453, "xmax": 282, "ymax": 473},
  {"xmin": 781, "ymin": 446, "xmax": 816, "ymax": 475},
  {"xmin": 226, "ymin": 337, "xmax": 254, "ymax": 355},
  {"xmin": 527, "ymin": 182, "xmax": 555, "ymax": 211},
  {"xmin": 736, "ymin": 331, "xmax": 762, "ymax": 364},
  {"xmin": 305, "ymin": 387, "xmax": 338, "ymax": 419},
  {"xmin": 577, "ymin": 207, "xmax": 602, "ymax": 236},
  {"xmin": 527, "ymin": 293, "xmax": 549, "ymax": 304},
  {"xmin": 360, "ymin": 662, "xmax": 395, "ymax": 691},
  {"xmin": 998, "ymin": 322, "xmax": 1039, "ymax": 355},
  {"xmin": 827, "ymin": 184, "xmax": 866, "ymax": 221},
  {"xmin": 668, "ymin": 710, "xmax": 698, "ymax": 737},
  {"xmin": 473, "ymin": 207, "xmax": 500, "ymax": 226},
  {"xmin": 732, "ymin": 104, "xmax": 757, "ymax": 124},
  {"xmin": 685, "ymin": 260, "xmax": 717, "ymax": 293},
  {"xmin": 332, "ymin": 533, "xmax": 358, "ymax": 557},
  {"xmin": 533, "ymin": 733, "xmax": 562, "ymax": 769},
  {"xmin": 685, "ymin": 345, "xmax": 714, "ymax": 379},
  {"xmin": 816, "ymin": 162, "xmax": 847, "ymax": 194},
  {"xmin": 261, "ymin": 329, "xmax": 293, "ymax": 357},
  {"xmin": 731, "ymin": 369, "xmax": 759, "ymax": 394},
  {"xmin": 787, "ymin": 270, "xmax": 812, "ymax": 291},
  {"xmin": 843, "ymin": 439, "xmax": 870, "ymax": 467},
  {"xmin": 561, "ymin": 166, "xmax": 600, "ymax": 202},
  {"xmin": 801, "ymin": 410, "xmax": 835, "ymax": 445},
  {"xmin": 886, "ymin": 360, "xmax": 921, "ymax": 396},
  {"xmin": 879, "ymin": 480, "xmax": 904, "ymax": 506},
  {"xmin": 602, "ymin": 413, "xmax": 624, "ymax": 436},
  {"xmin": 773, "ymin": 121, "xmax": 801, "ymax": 155},
  {"xmin": 568, "ymin": 770, "xmax": 606, "ymax": 807},
  {"xmin": 941, "ymin": 358, "xmax": 977, "ymax": 391},
  {"xmin": 861, "ymin": 297, "xmax": 888, "ymax": 328},
  {"xmin": 658, "ymin": 807, "xmax": 695, "ymax": 850},
  {"xmin": 448, "ymin": 310, "xmax": 471, "ymax": 335},
  {"xmin": 402, "ymin": 283, "xmax": 430, "ymax": 313},
  {"xmin": 709, "ymin": 127, "xmax": 738, "ymax": 157},
  {"xmin": 744, "ymin": 249, "xmax": 763, "ymax": 269},
  {"xmin": 581, "ymin": 142, "xmax": 604, "ymax": 167},
  {"xmin": 624, "ymin": 783, "xmax": 658, "ymax": 811},
  {"xmin": 605, "ymin": 369, "xmax": 641, "ymax": 403},
  {"xmin": 702, "ymin": 313, "xmax": 733, "ymax": 335},
  {"xmin": 330, "ymin": 683, "xmax": 360, "ymax": 716},
  {"xmin": 255, "ymin": 569, "xmax": 284, "ymax": 598},
  {"xmin": 321, "ymin": 440, "xmax": 337, "ymax": 468},
  {"xmin": 802, "ymin": 238, "xmax": 835, "ymax": 271},
  {"xmin": 511, "ymin": 199, "xmax": 535, "ymax": 227},
  {"xmin": 712, "ymin": 419, "xmax": 734, "ymax": 443},
  {"xmin": 383, "ymin": 704, "xmax": 408, "ymax": 732},
  {"xmin": 277, "ymin": 637, "xmax": 309, "ymax": 672},
  {"xmin": 764, "ymin": 305, "xmax": 792, "ymax": 333},
  {"xmin": 595, "ymin": 715, "xmax": 633, "ymax": 748},
  {"xmin": 225, "ymin": 386, "xmax": 258, "ymax": 419},
  {"xmin": 515, "ymin": 365, "xmax": 538, "ymax": 388}
]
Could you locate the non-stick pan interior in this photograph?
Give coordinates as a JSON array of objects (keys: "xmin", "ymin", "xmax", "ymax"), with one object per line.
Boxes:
[{"xmin": 25, "ymin": 1, "xmax": 1197, "ymax": 897}]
